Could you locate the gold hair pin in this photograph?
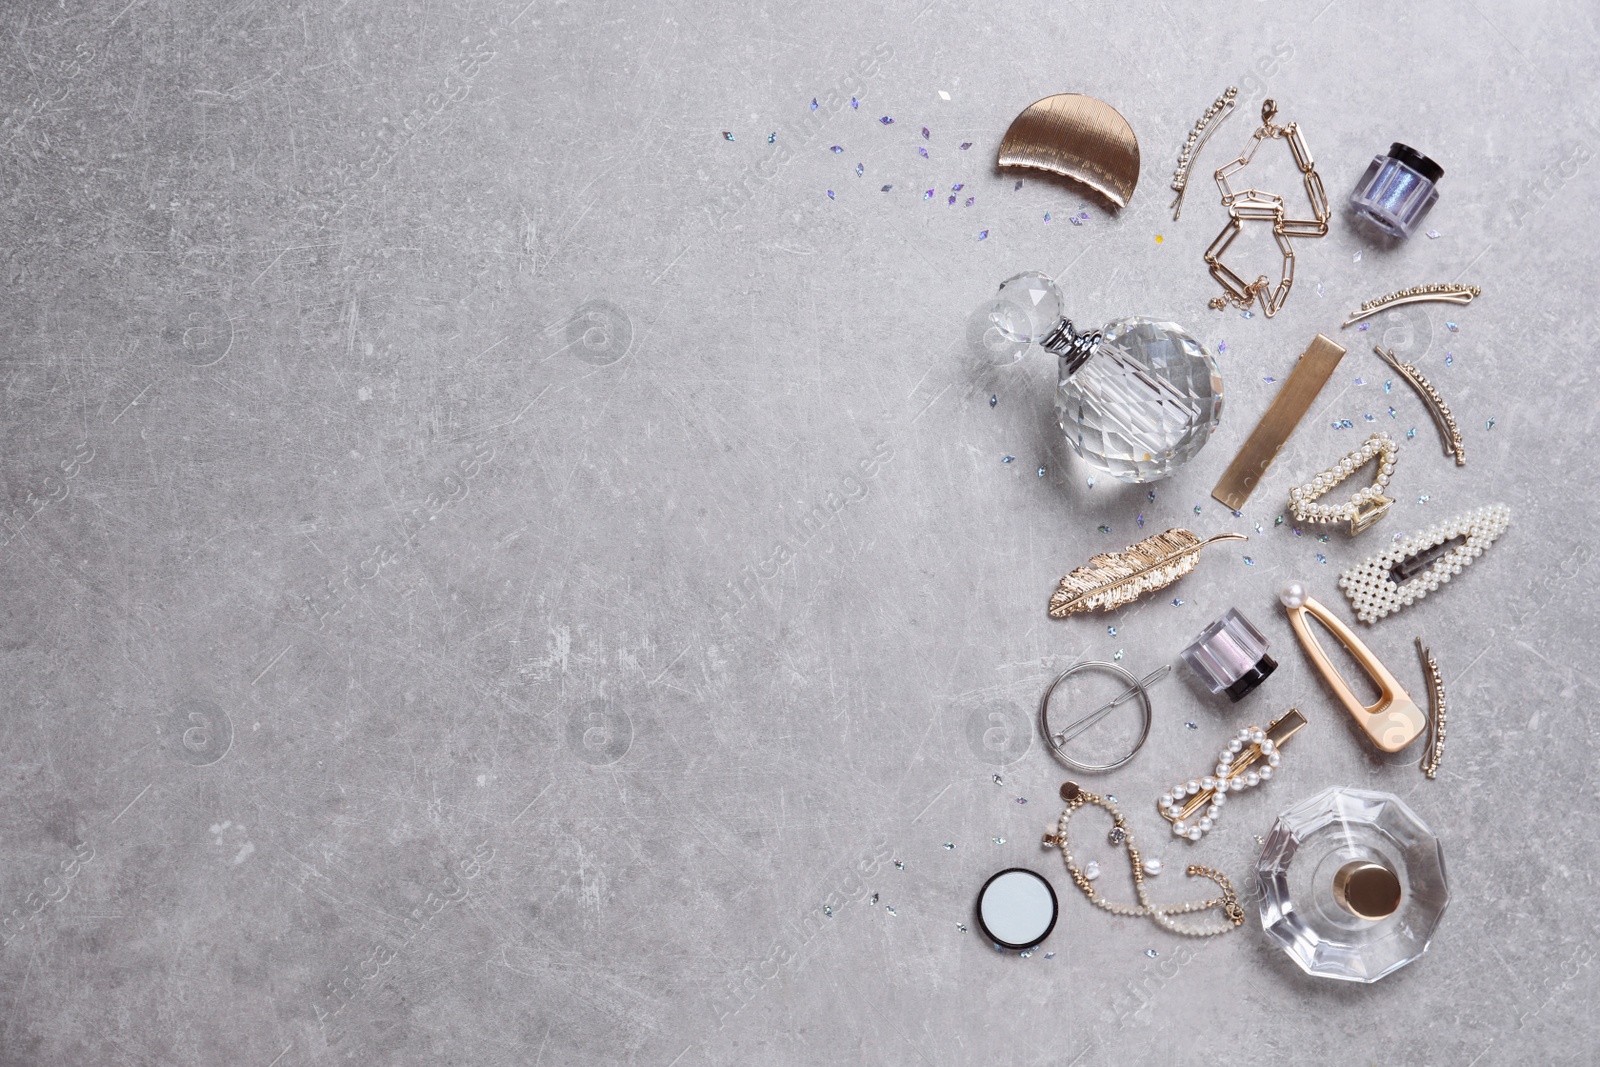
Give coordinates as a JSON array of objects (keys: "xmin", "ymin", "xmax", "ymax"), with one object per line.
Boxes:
[
  {"xmin": 1342, "ymin": 284, "xmax": 1480, "ymax": 328},
  {"xmin": 1048, "ymin": 529, "xmax": 1245, "ymax": 619},
  {"xmin": 1279, "ymin": 581, "xmax": 1425, "ymax": 752},
  {"xmin": 1337, "ymin": 503, "xmax": 1512, "ymax": 623},
  {"xmin": 1169, "ymin": 86, "xmax": 1237, "ymax": 221},
  {"xmin": 1287, "ymin": 432, "xmax": 1397, "ymax": 536},
  {"xmin": 1374, "ymin": 345, "xmax": 1466, "ymax": 466},
  {"xmin": 1156, "ymin": 709, "xmax": 1306, "ymax": 842},
  {"xmin": 998, "ymin": 93, "xmax": 1140, "ymax": 209},
  {"xmin": 1416, "ymin": 638, "xmax": 1447, "ymax": 780}
]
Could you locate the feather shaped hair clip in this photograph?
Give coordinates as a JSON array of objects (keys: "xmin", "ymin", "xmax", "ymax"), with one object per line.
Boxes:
[{"xmin": 1049, "ymin": 529, "xmax": 1245, "ymax": 618}]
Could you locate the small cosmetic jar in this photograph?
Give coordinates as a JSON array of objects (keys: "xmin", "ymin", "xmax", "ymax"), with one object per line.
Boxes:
[
  {"xmin": 1181, "ymin": 608, "xmax": 1276, "ymax": 701},
  {"xmin": 1348, "ymin": 143, "xmax": 1443, "ymax": 238}
]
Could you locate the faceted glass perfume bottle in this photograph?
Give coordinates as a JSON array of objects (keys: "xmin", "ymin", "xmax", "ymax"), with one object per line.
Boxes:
[
  {"xmin": 979, "ymin": 272, "xmax": 1223, "ymax": 482},
  {"xmin": 1256, "ymin": 786, "xmax": 1450, "ymax": 983}
]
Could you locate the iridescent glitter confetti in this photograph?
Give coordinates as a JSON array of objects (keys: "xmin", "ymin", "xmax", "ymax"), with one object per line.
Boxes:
[
  {"xmin": 1089, "ymin": 477, "xmax": 1097, "ymax": 489},
  {"xmin": 921, "ymin": 126, "xmax": 930, "ymax": 139},
  {"xmin": 1014, "ymin": 180, "xmax": 1023, "ymax": 191},
  {"xmin": 851, "ymin": 97, "xmax": 858, "ymax": 109},
  {"xmin": 1275, "ymin": 516, "xmax": 1284, "ymax": 527},
  {"xmin": 1185, "ymin": 722, "xmax": 1198, "ymax": 730},
  {"xmin": 1316, "ymin": 553, "xmax": 1328, "ymax": 564},
  {"xmin": 1147, "ymin": 490, "xmax": 1155, "ymax": 502},
  {"xmin": 767, "ymin": 132, "xmax": 776, "ymax": 144},
  {"xmin": 959, "ymin": 141, "xmax": 973, "ymax": 150},
  {"xmin": 879, "ymin": 116, "xmax": 894, "ymax": 125},
  {"xmin": 1292, "ymin": 527, "xmax": 1303, "ymax": 537},
  {"xmin": 1353, "ymin": 248, "xmax": 1364, "ymax": 262},
  {"xmin": 1426, "ymin": 229, "xmax": 1440, "ymax": 238},
  {"xmin": 989, "ymin": 394, "xmax": 997, "ymax": 407},
  {"xmin": 1240, "ymin": 309, "xmax": 1253, "ymax": 319},
  {"xmin": 1172, "ymin": 597, "xmax": 1184, "ymax": 607},
  {"xmin": 1354, "ymin": 377, "xmax": 1365, "ymax": 386},
  {"xmin": 1108, "ymin": 626, "xmax": 1117, "ymax": 637},
  {"xmin": 1338, "ymin": 419, "xmax": 1354, "ymax": 429},
  {"xmin": 881, "ymin": 184, "xmax": 893, "ymax": 192},
  {"xmin": 1146, "ymin": 949, "xmax": 1160, "ymax": 958},
  {"xmin": 923, "ymin": 189, "xmax": 934, "ymax": 200},
  {"xmin": 1018, "ymin": 948, "xmax": 1030, "ymax": 957},
  {"xmin": 965, "ymin": 197, "xmax": 975, "ymax": 207},
  {"xmin": 1001, "ymin": 455, "xmax": 1014, "ymax": 464},
  {"xmin": 938, "ymin": 90, "xmax": 950, "ymax": 101},
  {"xmin": 830, "ymin": 145, "xmax": 843, "ymax": 153},
  {"xmin": 948, "ymin": 195, "xmax": 956, "ymax": 205},
  {"xmin": 1037, "ymin": 466, "xmax": 1046, "ymax": 477},
  {"xmin": 1388, "ymin": 406, "xmax": 1397, "ymax": 418},
  {"xmin": 944, "ymin": 842, "xmax": 955, "ymax": 850},
  {"xmin": 1043, "ymin": 212, "xmax": 1051, "ymax": 223},
  {"xmin": 1357, "ymin": 323, "xmax": 1370, "ymax": 332},
  {"xmin": 993, "ymin": 837, "xmax": 1006, "ymax": 845},
  {"xmin": 1316, "ymin": 282, "xmax": 1325, "ymax": 297},
  {"xmin": 1097, "ymin": 524, "xmax": 1111, "ymax": 534},
  {"xmin": 1446, "ymin": 322, "xmax": 1459, "ymax": 332},
  {"xmin": 952, "ymin": 183, "xmax": 964, "ymax": 192},
  {"xmin": 722, "ymin": 131, "xmax": 734, "ymax": 141},
  {"xmin": 894, "ymin": 859, "xmax": 905, "ymax": 870},
  {"xmin": 1254, "ymin": 523, "xmax": 1264, "ymax": 534},
  {"xmin": 1113, "ymin": 649, "xmax": 1123, "ymax": 662},
  {"xmin": 1407, "ymin": 428, "xmax": 1417, "ymax": 439},
  {"xmin": 826, "ymin": 190, "xmax": 835, "ymax": 200},
  {"xmin": 919, "ymin": 147, "xmax": 929, "ymax": 159},
  {"xmin": 992, "ymin": 774, "xmax": 1003, "ymax": 785},
  {"xmin": 1136, "ymin": 513, "xmax": 1145, "ymax": 529},
  {"xmin": 869, "ymin": 892, "xmax": 879, "ymax": 905},
  {"xmin": 810, "ymin": 99, "xmax": 818, "ymax": 111},
  {"xmin": 978, "ymin": 230, "xmax": 988, "ymax": 240},
  {"xmin": 1417, "ymin": 493, "xmax": 1430, "ymax": 504},
  {"xmin": 1218, "ymin": 341, "xmax": 1228, "ymax": 353},
  {"xmin": 1384, "ymin": 380, "xmax": 1393, "ymax": 394},
  {"xmin": 956, "ymin": 922, "xmax": 967, "ymax": 932},
  {"xmin": 1318, "ymin": 535, "xmax": 1329, "ymax": 544},
  {"xmin": 1445, "ymin": 353, "xmax": 1454, "ymax": 367},
  {"xmin": 1263, "ymin": 376, "xmax": 1276, "ymax": 384},
  {"xmin": 1363, "ymin": 413, "xmax": 1376, "ymax": 422},
  {"xmin": 885, "ymin": 905, "xmax": 896, "ymax": 915},
  {"xmin": 1044, "ymin": 952, "xmax": 1055, "ymax": 959},
  {"xmin": 1243, "ymin": 556, "xmax": 1255, "ymax": 565},
  {"xmin": 825, "ymin": 904, "xmax": 834, "ymax": 916},
  {"xmin": 1192, "ymin": 505, "xmax": 1203, "ymax": 515},
  {"xmin": 1486, "ymin": 416, "xmax": 1497, "ymax": 430},
  {"xmin": 855, "ymin": 163, "xmax": 864, "ymax": 176}
]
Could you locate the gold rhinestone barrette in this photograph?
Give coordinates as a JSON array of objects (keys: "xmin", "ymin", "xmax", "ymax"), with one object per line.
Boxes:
[
  {"xmin": 1416, "ymin": 638, "xmax": 1447, "ymax": 780},
  {"xmin": 1287, "ymin": 432, "xmax": 1397, "ymax": 536},
  {"xmin": 1341, "ymin": 284, "xmax": 1480, "ymax": 328},
  {"xmin": 1169, "ymin": 86, "xmax": 1237, "ymax": 221},
  {"xmin": 1374, "ymin": 346, "xmax": 1466, "ymax": 466}
]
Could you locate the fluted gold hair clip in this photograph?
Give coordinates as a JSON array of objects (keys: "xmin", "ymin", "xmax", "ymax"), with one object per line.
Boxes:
[
  {"xmin": 1372, "ymin": 346, "xmax": 1465, "ymax": 466},
  {"xmin": 1341, "ymin": 283, "xmax": 1480, "ymax": 328}
]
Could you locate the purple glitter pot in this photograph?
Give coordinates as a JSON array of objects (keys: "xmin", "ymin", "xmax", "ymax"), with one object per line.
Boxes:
[
  {"xmin": 1348, "ymin": 143, "xmax": 1443, "ymax": 239},
  {"xmin": 1180, "ymin": 608, "xmax": 1276, "ymax": 702}
]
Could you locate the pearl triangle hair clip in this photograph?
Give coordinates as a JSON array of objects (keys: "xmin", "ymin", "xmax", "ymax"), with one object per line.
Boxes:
[
  {"xmin": 1337, "ymin": 503, "xmax": 1512, "ymax": 623},
  {"xmin": 1279, "ymin": 581, "xmax": 1426, "ymax": 752},
  {"xmin": 1287, "ymin": 432, "xmax": 1397, "ymax": 535}
]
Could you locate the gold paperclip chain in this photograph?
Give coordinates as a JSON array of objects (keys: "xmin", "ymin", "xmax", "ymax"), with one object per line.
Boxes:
[{"xmin": 1204, "ymin": 100, "xmax": 1330, "ymax": 318}]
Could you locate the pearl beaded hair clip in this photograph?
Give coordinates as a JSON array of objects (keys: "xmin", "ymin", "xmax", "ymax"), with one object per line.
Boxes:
[
  {"xmin": 1337, "ymin": 503, "xmax": 1512, "ymax": 624},
  {"xmin": 1287, "ymin": 432, "xmax": 1397, "ymax": 536},
  {"xmin": 1157, "ymin": 709, "xmax": 1306, "ymax": 842}
]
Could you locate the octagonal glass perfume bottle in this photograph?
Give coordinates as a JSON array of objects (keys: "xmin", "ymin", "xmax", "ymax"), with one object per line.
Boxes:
[{"xmin": 976, "ymin": 271, "xmax": 1223, "ymax": 483}]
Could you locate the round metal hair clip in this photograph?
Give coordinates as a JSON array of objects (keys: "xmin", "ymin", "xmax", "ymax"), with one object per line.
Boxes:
[{"xmin": 1037, "ymin": 660, "xmax": 1167, "ymax": 772}]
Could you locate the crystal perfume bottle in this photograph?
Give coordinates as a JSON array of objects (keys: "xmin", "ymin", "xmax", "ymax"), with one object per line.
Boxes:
[
  {"xmin": 975, "ymin": 272, "xmax": 1223, "ymax": 482},
  {"xmin": 1256, "ymin": 786, "xmax": 1449, "ymax": 983}
]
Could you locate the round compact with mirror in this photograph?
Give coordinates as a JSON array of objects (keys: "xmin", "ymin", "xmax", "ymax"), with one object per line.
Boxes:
[{"xmin": 975, "ymin": 868, "xmax": 1059, "ymax": 951}]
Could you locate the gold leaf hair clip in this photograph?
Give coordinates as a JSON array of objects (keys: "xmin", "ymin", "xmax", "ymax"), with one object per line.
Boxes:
[{"xmin": 1048, "ymin": 528, "xmax": 1244, "ymax": 618}]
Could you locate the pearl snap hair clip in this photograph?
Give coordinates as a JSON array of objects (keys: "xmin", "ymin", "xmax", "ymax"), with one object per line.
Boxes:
[
  {"xmin": 1157, "ymin": 709, "xmax": 1306, "ymax": 843},
  {"xmin": 1287, "ymin": 432, "xmax": 1397, "ymax": 536},
  {"xmin": 1279, "ymin": 581, "xmax": 1425, "ymax": 753},
  {"xmin": 1337, "ymin": 503, "xmax": 1512, "ymax": 623}
]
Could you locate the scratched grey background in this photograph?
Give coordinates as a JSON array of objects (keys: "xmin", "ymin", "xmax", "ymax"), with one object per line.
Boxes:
[{"xmin": 0, "ymin": 0, "xmax": 1595, "ymax": 1063}]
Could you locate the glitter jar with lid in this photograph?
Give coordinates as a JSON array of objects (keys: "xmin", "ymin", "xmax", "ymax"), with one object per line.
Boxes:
[
  {"xmin": 1180, "ymin": 608, "xmax": 1276, "ymax": 701},
  {"xmin": 1348, "ymin": 143, "xmax": 1443, "ymax": 238}
]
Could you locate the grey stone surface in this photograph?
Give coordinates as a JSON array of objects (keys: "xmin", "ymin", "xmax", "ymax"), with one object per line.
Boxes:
[{"xmin": 1, "ymin": 0, "xmax": 1595, "ymax": 1063}]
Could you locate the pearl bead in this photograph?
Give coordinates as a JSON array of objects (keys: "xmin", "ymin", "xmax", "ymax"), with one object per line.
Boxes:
[
  {"xmin": 1260, "ymin": 739, "xmax": 1275, "ymax": 755},
  {"xmin": 1259, "ymin": 766, "xmax": 1273, "ymax": 780},
  {"xmin": 1173, "ymin": 821, "xmax": 1188, "ymax": 835},
  {"xmin": 1186, "ymin": 780, "xmax": 1200, "ymax": 795},
  {"xmin": 1244, "ymin": 771, "xmax": 1260, "ymax": 787},
  {"xmin": 1198, "ymin": 817, "xmax": 1214, "ymax": 831},
  {"xmin": 1201, "ymin": 776, "xmax": 1216, "ymax": 791},
  {"xmin": 1212, "ymin": 792, "xmax": 1226, "ymax": 806},
  {"xmin": 1228, "ymin": 738, "xmax": 1244, "ymax": 753},
  {"xmin": 1159, "ymin": 792, "xmax": 1174, "ymax": 807},
  {"xmin": 1279, "ymin": 581, "xmax": 1307, "ymax": 608},
  {"xmin": 1187, "ymin": 827, "xmax": 1203, "ymax": 841},
  {"xmin": 1267, "ymin": 752, "xmax": 1281, "ymax": 767},
  {"xmin": 1213, "ymin": 778, "xmax": 1229, "ymax": 794}
]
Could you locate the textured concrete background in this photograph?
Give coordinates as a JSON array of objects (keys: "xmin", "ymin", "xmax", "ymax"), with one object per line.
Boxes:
[{"xmin": 1, "ymin": 0, "xmax": 1595, "ymax": 1063}]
